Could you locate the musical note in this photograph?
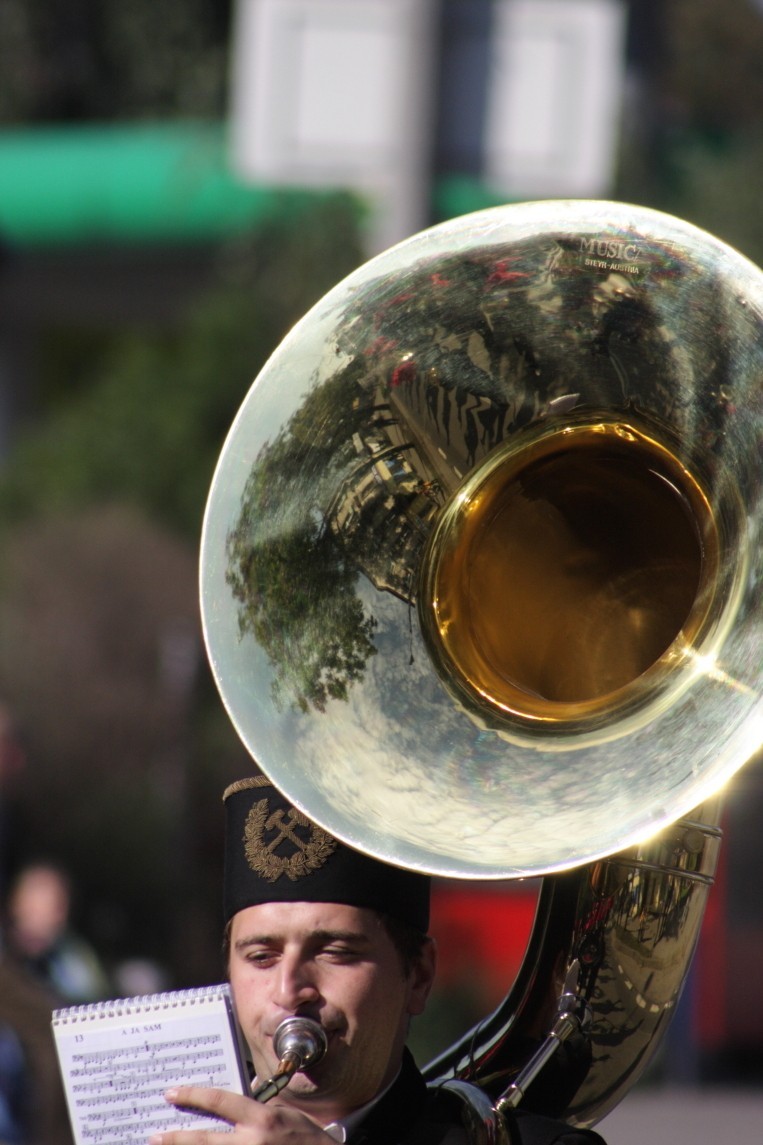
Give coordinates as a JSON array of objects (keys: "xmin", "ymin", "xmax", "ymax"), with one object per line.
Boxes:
[{"xmin": 53, "ymin": 984, "xmax": 248, "ymax": 1144}]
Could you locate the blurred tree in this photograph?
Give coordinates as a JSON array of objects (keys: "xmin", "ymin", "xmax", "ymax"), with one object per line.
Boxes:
[
  {"xmin": 662, "ymin": 0, "xmax": 763, "ymax": 137},
  {"xmin": 0, "ymin": 196, "xmax": 364, "ymax": 540},
  {"xmin": 617, "ymin": 0, "xmax": 763, "ymax": 266},
  {"xmin": 0, "ymin": 0, "xmax": 232, "ymax": 122},
  {"xmin": 0, "ymin": 505, "xmax": 205, "ymax": 978},
  {"xmin": 667, "ymin": 131, "xmax": 763, "ymax": 267},
  {"xmin": 0, "ymin": 196, "xmax": 365, "ymax": 983}
]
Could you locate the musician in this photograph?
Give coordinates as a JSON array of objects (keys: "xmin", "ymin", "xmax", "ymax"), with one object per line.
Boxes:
[{"xmin": 150, "ymin": 776, "xmax": 606, "ymax": 1145}]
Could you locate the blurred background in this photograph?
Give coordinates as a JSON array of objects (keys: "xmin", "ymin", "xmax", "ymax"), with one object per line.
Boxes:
[{"xmin": 1, "ymin": 0, "xmax": 763, "ymax": 1141}]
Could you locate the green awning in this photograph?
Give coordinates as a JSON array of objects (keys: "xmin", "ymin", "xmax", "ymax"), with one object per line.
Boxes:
[
  {"xmin": 0, "ymin": 122, "xmax": 343, "ymax": 246},
  {"xmin": 0, "ymin": 121, "xmax": 508, "ymax": 248}
]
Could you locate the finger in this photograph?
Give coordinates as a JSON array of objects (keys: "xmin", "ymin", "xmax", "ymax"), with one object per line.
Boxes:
[
  {"xmin": 149, "ymin": 1130, "xmax": 230, "ymax": 1145},
  {"xmin": 147, "ymin": 1086, "xmax": 244, "ymax": 1145},
  {"xmin": 168, "ymin": 1084, "xmax": 255, "ymax": 1118}
]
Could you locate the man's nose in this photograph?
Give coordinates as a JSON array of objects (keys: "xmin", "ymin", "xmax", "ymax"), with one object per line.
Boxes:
[{"xmin": 273, "ymin": 956, "xmax": 320, "ymax": 1010}]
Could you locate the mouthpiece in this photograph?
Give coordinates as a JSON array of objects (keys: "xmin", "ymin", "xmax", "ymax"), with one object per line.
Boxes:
[{"xmin": 252, "ymin": 1017, "xmax": 328, "ymax": 1102}]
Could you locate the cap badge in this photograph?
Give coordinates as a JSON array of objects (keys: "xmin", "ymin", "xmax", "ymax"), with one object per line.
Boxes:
[{"xmin": 243, "ymin": 798, "xmax": 338, "ymax": 882}]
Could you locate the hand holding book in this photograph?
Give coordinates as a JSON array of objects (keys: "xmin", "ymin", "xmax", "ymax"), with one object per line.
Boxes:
[{"xmin": 52, "ymin": 984, "xmax": 249, "ymax": 1145}]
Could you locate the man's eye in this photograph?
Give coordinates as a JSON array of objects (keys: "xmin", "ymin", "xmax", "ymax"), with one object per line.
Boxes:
[
  {"xmin": 322, "ymin": 946, "xmax": 360, "ymax": 962},
  {"xmin": 246, "ymin": 950, "xmax": 278, "ymax": 965}
]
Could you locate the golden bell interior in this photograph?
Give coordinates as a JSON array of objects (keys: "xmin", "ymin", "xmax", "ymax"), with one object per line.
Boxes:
[{"xmin": 421, "ymin": 420, "xmax": 718, "ymax": 725}]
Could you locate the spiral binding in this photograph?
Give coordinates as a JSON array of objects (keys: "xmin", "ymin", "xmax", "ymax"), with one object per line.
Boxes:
[{"xmin": 51, "ymin": 982, "xmax": 231, "ymax": 1024}]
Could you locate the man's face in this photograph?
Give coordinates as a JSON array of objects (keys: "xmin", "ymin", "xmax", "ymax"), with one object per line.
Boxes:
[{"xmin": 228, "ymin": 901, "xmax": 435, "ymax": 1123}]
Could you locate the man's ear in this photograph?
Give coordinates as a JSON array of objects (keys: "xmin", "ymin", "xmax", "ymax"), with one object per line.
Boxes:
[{"xmin": 407, "ymin": 937, "xmax": 437, "ymax": 1016}]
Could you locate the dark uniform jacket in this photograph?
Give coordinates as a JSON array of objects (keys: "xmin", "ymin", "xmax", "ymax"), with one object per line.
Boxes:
[{"xmin": 348, "ymin": 1050, "xmax": 606, "ymax": 1145}]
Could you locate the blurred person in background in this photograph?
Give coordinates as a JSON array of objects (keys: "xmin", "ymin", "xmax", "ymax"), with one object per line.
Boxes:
[
  {"xmin": 0, "ymin": 704, "xmax": 26, "ymax": 899},
  {"xmin": 113, "ymin": 956, "xmax": 170, "ymax": 999},
  {"xmin": 0, "ymin": 704, "xmax": 38, "ymax": 1144},
  {"xmin": 1, "ymin": 861, "xmax": 105, "ymax": 1144},
  {"xmin": 0, "ymin": 1019, "xmax": 26, "ymax": 1144},
  {"xmin": 3, "ymin": 861, "xmax": 110, "ymax": 1006},
  {"xmin": 0, "ymin": 937, "xmax": 73, "ymax": 1145},
  {"xmin": 0, "ymin": 714, "xmax": 111, "ymax": 1144}
]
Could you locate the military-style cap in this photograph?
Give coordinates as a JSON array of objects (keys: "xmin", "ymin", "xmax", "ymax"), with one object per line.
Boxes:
[{"xmin": 223, "ymin": 776, "xmax": 430, "ymax": 931}]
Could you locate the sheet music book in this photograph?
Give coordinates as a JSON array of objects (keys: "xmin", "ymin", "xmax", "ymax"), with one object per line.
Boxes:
[{"xmin": 52, "ymin": 983, "xmax": 250, "ymax": 1145}]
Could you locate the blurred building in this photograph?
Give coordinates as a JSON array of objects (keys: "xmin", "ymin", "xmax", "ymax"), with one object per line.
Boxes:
[
  {"xmin": 0, "ymin": 0, "xmax": 629, "ymax": 452},
  {"xmin": 230, "ymin": 0, "xmax": 627, "ymax": 250}
]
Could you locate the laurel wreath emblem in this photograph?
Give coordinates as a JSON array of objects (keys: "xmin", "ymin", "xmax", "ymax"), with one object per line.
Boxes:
[{"xmin": 243, "ymin": 798, "xmax": 338, "ymax": 883}]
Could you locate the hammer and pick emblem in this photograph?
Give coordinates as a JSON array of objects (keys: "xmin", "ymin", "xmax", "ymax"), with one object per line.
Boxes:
[{"xmin": 244, "ymin": 798, "xmax": 337, "ymax": 882}]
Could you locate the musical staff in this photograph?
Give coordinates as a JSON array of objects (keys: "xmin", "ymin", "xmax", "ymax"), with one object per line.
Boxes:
[{"xmin": 52, "ymin": 983, "xmax": 249, "ymax": 1145}]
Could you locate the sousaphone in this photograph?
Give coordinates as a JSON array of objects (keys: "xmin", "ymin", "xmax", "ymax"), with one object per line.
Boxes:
[{"xmin": 200, "ymin": 200, "xmax": 763, "ymax": 1132}]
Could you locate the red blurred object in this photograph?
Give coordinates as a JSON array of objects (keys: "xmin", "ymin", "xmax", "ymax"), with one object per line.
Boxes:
[
  {"xmin": 694, "ymin": 839, "xmax": 728, "ymax": 1052},
  {"xmin": 429, "ymin": 883, "xmax": 539, "ymax": 1008}
]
